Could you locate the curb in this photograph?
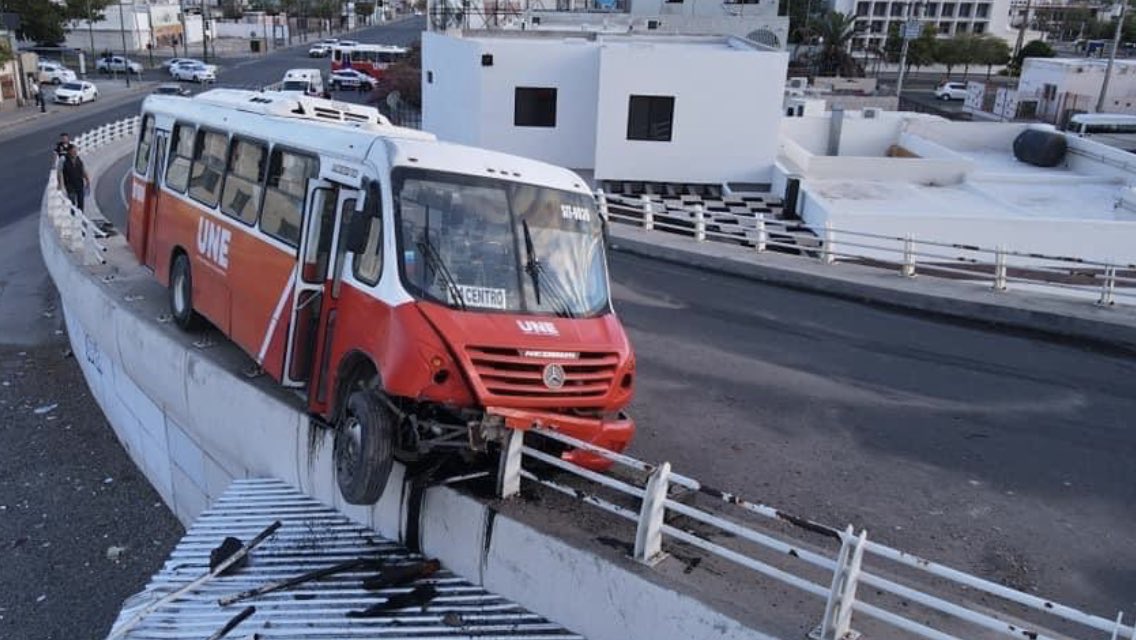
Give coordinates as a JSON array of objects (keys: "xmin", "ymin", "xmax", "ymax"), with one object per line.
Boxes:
[{"xmin": 609, "ymin": 226, "xmax": 1136, "ymax": 353}]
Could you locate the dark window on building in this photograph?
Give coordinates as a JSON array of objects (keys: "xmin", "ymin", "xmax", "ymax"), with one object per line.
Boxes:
[
  {"xmin": 973, "ymin": 20, "xmax": 986, "ymax": 32},
  {"xmin": 925, "ymin": 2, "xmax": 939, "ymax": 16},
  {"xmin": 958, "ymin": 3, "xmax": 972, "ymax": 17},
  {"xmin": 856, "ymin": 2, "xmax": 869, "ymax": 16},
  {"xmin": 873, "ymin": 3, "xmax": 887, "ymax": 16},
  {"xmin": 514, "ymin": 87, "xmax": 557, "ymax": 128},
  {"xmin": 975, "ymin": 3, "xmax": 989, "ymax": 17},
  {"xmin": 627, "ymin": 95, "xmax": 674, "ymax": 142}
]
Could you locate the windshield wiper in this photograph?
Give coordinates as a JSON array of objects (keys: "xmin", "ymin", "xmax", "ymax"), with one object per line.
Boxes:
[
  {"xmin": 416, "ymin": 238, "xmax": 467, "ymax": 311},
  {"xmin": 522, "ymin": 220, "xmax": 576, "ymax": 318}
]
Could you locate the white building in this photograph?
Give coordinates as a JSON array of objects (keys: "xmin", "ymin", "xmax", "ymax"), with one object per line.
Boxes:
[
  {"xmin": 827, "ymin": 0, "xmax": 1012, "ymax": 51},
  {"xmin": 775, "ymin": 110, "xmax": 1136, "ymax": 266},
  {"xmin": 421, "ymin": 30, "xmax": 788, "ymax": 185},
  {"xmin": 1015, "ymin": 57, "xmax": 1136, "ymax": 125},
  {"xmin": 64, "ymin": 2, "xmax": 204, "ymax": 54},
  {"xmin": 429, "ymin": 0, "xmax": 788, "ymax": 49}
]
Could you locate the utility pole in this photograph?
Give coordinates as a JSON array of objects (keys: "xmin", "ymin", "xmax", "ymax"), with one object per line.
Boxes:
[
  {"xmin": 86, "ymin": 0, "xmax": 96, "ymax": 72},
  {"xmin": 179, "ymin": 0, "xmax": 188, "ymax": 56},
  {"xmin": 1013, "ymin": 0, "xmax": 1032, "ymax": 58},
  {"xmin": 118, "ymin": 1, "xmax": 131, "ymax": 86},
  {"xmin": 1097, "ymin": 0, "xmax": 1127, "ymax": 112},
  {"xmin": 202, "ymin": 0, "xmax": 210, "ymax": 62},
  {"xmin": 895, "ymin": 3, "xmax": 920, "ymax": 100}
]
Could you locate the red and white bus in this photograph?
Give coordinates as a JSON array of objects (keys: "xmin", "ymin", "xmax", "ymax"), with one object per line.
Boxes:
[
  {"xmin": 127, "ymin": 89, "xmax": 635, "ymax": 504},
  {"xmin": 330, "ymin": 43, "xmax": 407, "ymax": 80}
]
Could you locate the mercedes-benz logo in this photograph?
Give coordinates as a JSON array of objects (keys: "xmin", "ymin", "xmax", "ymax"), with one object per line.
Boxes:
[{"xmin": 542, "ymin": 363, "xmax": 566, "ymax": 390}]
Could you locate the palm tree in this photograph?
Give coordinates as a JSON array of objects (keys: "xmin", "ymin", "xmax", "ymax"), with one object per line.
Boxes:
[{"xmin": 810, "ymin": 11, "xmax": 864, "ymax": 77}]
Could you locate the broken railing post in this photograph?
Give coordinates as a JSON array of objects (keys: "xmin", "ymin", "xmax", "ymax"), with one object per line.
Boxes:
[
  {"xmin": 633, "ymin": 461, "xmax": 670, "ymax": 566},
  {"xmin": 496, "ymin": 428, "xmax": 523, "ymax": 499}
]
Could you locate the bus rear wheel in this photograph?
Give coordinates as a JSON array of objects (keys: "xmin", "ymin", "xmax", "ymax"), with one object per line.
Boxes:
[
  {"xmin": 335, "ymin": 389, "xmax": 394, "ymax": 505},
  {"xmin": 169, "ymin": 253, "xmax": 202, "ymax": 331}
]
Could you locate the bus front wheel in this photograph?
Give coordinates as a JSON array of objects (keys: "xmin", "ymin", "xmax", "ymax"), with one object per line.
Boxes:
[
  {"xmin": 169, "ymin": 253, "xmax": 202, "ymax": 331},
  {"xmin": 335, "ymin": 389, "xmax": 394, "ymax": 505}
]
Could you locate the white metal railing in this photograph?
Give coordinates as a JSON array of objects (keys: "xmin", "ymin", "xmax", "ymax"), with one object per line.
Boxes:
[
  {"xmin": 497, "ymin": 426, "xmax": 1135, "ymax": 640},
  {"xmin": 46, "ymin": 117, "xmax": 141, "ymax": 265},
  {"xmin": 597, "ymin": 191, "xmax": 1136, "ymax": 309}
]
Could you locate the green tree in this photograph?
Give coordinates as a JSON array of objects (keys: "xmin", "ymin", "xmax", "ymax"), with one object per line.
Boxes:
[
  {"xmin": 0, "ymin": 39, "xmax": 12, "ymax": 66},
  {"xmin": 356, "ymin": 1, "xmax": 375, "ymax": 18},
  {"xmin": 906, "ymin": 23, "xmax": 938, "ymax": 72},
  {"xmin": 809, "ymin": 10, "xmax": 863, "ymax": 76},
  {"xmin": 1011, "ymin": 38, "xmax": 1055, "ymax": 75},
  {"xmin": 935, "ymin": 34, "xmax": 966, "ymax": 77},
  {"xmin": 221, "ymin": 0, "xmax": 244, "ymax": 19},
  {"xmin": 783, "ymin": 0, "xmax": 825, "ymax": 46},
  {"xmin": 884, "ymin": 22, "xmax": 902, "ymax": 63},
  {"xmin": 974, "ymin": 34, "xmax": 1010, "ymax": 79},
  {"xmin": 9, "ymin": 0, "xmax": 66, "ymax": 44}
]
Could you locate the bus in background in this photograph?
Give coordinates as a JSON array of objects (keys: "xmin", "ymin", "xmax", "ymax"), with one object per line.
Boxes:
[
  {"xmin": 126, "ymin": 89, "xmax": 635, "ymax": 506},
  {"xmin": 331, "ymin": 43, "xmax": 407, "ymax": 80},
  {"xmin": 1065, "ymin": 113, "xmax": 1136, "ymax": 153}
]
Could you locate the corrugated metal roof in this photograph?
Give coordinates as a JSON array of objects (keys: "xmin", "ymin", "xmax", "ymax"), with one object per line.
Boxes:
[{"xmin": 109, "ymin": 478, "xmax": 583, "ymax": 639}]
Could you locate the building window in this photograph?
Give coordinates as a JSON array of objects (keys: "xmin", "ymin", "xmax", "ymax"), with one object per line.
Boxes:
[
  {"xmin": 627, "ymin": 95, "xmax": 675, "ymax": 142},
  {"xmin": 514, "ymin": 87, "xmax": 557, "ymax": 128},
  {"xmin": 975, "ymin": 3, "xmax": 989, "ymax": 17},
  {"xmin": 925, "ymin": 2, "xmax": 938, "ymax": 16},
  {"xmin": 956, "ymin": 21, "xmax": 969, "ymax": 31},
  {"xmin": 890, "ymin": 3, "xmax": 905, "ymax": 16},
  {"xmin": 856, "ymin": 1, "xmax": 869, "ymax": 15},
  {"xmin": 870, "ymin": 20, "xmax": 885, "ymax": 32},
  {"xmin": 958, "ymin": 2, "xmax": 972, "ymax": 17},
  {"xmin": 135, "ymin": 115, "xmax": 154, "ymax": 176},
  {"xmin": 938, "ymin": 21, "xmax": 951, "ymax": 33},
  {"xmin": 873, "ymin": 3, "xmax": 887, "ymax": 16},
  {"xmin": 941, "ymin": 3, "xmax": 954, "ymax": 16},
  {"xmin": 973, "ymin": 20, "xmax": 986, "ymax": 32}
]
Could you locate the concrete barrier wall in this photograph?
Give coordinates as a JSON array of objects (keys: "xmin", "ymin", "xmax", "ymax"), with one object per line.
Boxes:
[{"xmin": 41, "ymin": 139, "xmax": 771, "ymax": 640}]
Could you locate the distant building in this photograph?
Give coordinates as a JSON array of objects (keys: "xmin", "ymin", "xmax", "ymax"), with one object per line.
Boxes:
[
  {"xmin": 1007, "ymin": 0, "xmax": 1112, "ymax": 41},
  {"xmin": 63, "ymin": 2, "xmax": 204, "ymax": 54},
  {"xmin": 422, "ymin": 30, "xmax": 788, "ymax": 185},
  {"xmin": 1016, "ymin": 57, "xmax": 1136, "ymax": 125},
  {"xmin": 827, "ymin": 0, "xmax": 1012, "ymax": 52},
  {"xmin": 428, "ymin": 0, "xmax": 788, "ymax": 49}
]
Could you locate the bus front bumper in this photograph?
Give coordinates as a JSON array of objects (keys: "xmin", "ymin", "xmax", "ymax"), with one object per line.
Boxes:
[{"xmin": 487, "ymin": 406, "xmax": 635, "ymax": 471}]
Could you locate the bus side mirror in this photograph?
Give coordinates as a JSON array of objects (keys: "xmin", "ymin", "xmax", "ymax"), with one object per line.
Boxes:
[{"xmin": 345, "ymin": 212, "xmax": 372, "ymax": 254}]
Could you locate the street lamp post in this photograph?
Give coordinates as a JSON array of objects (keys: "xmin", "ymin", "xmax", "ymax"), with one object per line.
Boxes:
[
  {"xmin": 1096, "ymin": 0, "xmax": 1127, "ymax": 112},
  {"xmin": 118, "ymin": 0, "xmax": 131, "ymax": 87},
  {"xmin": 86, "ymin": 0, "xmax": 96, "ymax": 72}
]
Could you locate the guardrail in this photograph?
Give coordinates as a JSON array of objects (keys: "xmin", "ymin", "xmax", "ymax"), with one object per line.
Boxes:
[
  {"xmin": 497, "ymin": 426, "xmax": 1135, "ymax": 640},
  {"xmin": 598, "ymin": 191, "xmax": 1136, "ymax": 308}
]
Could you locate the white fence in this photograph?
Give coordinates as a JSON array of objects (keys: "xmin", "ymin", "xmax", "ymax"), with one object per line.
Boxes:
[
  {"xmin": 599, "ymin": 191, "xmax": 1136, "ymax": 308},
  {"xmin": 498, "ymin": 427, "xmax": 1136, "ymax": 640}
]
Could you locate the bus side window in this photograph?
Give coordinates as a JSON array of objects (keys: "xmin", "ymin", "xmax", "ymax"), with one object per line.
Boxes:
[
  {"xmin": 353, "ymin": 181, "xmax": 383, "ymax": 285},
  {"xmin": 134, "ymin": 115, "xmax": 155, "ymax": 176},
  {"xmin": 188, "ymin": 129, "xmax": 228, "ymax": 208},
  {"xmin": 221, "ymin": 138, "xmax": 266, "ymax": 225},
  {"xmin": 165, "ymin": 124, "xmax": 195, "ymax": 193},
  {"xmin": 261, "ymin": 149, "xmax": 318, "ymax": 248}
]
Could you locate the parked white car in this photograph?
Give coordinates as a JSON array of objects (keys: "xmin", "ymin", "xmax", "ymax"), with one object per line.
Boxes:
[
  {"xmin": 934, "ymin": 81, "xmax": 968, "ymax": 101},
  {"xmin": 164, "ymin": 58, "xmax": 202, "ymax": 73},
  {"xmin": 329, "ymin": 68, "xmax": 374, "ymax": 91},
  {"xmin": 154, "ymin": 82, "xmax": 191, "ymax": 96},
  {"xmin": 97, "ymin": 55, "xmax": 143, "ymax": 75},
  {"xmin": 53, "ymin": 81, "xmax": 98, "ymax": 105},
  {"xmin": 172, "ymin": 62, "xmax": 216, "ymax": 83},
  {"xmin": 308, "ymin": 43, "xmax": 331, "ymax": 57},
  {"xmin": 38, "ymin": 61, "xmax": 76, "ymax": 85}
]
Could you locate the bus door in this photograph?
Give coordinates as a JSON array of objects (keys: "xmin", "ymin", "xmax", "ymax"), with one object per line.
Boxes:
[
  {"xmin": 282, "ymin": 181, "xmax": 360, "ymax": 390},
  {"xmin": 143, "ymin": 131, "xmax": 168, "ymax": 268}
]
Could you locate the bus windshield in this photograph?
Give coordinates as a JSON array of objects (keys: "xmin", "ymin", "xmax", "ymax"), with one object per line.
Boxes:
[{"xmin": 395, "ymin": 169, "xmax": 609, "ymax": 318}]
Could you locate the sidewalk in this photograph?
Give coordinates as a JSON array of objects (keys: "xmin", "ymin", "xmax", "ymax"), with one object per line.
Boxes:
[{"xmin": 0, "ymin": 78, "xmax": 155, "ymax": 135}]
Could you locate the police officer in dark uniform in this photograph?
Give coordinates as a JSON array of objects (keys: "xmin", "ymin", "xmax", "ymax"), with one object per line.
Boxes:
[
  {"xmin": 57, "ymin": 144, "xmax": 90, "ymax": 212},
  {"xmin": 53, "ymin": 133, "xmax": 71, "ymax": 162}
]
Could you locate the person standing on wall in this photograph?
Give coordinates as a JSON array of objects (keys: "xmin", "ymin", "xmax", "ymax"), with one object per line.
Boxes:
[{"xmin": 58, "ymin": 144, "xmax": 90, "ymax": 212}]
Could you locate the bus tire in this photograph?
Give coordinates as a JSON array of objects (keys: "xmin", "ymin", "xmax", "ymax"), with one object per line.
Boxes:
[
  {"xmin": 334, "ymin": 389, "xmax": 394, "ymax": 505},
  {"xmin": 169, "ymin": 253, "xmax": 202, "ymax": 331}
]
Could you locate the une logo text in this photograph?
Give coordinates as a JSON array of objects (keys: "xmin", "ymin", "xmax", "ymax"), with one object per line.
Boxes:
[
  {"xmin": 517, "ymin": 320, "xmax": 559, "ymax": 336},
  {"xmin": 196, "ymin": 217, "xmax": 231, "ymax": 270}
]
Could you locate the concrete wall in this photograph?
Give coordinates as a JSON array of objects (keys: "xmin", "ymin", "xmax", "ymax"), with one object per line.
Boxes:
[
  {"xmin": 40, "ymin": 138, "xmax": 774, "ymax": 640},
  {"xmin": 594, "ymin": 42, "xmax": 787, "ymax": 183},
  {"xmin": 421, "ymin": 32, "xmax": 484, "ymax": 148}
]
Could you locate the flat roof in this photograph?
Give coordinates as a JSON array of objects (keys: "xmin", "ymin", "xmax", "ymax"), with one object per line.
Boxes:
[{"xmin": 457, "ymin": 29, "xmax": 773, "ymax": 51}]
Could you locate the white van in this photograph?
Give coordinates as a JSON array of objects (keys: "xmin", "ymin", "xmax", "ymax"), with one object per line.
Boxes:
[{"xmin": 279, "ymin": 68, "xmax": 324, "ymax": 96}]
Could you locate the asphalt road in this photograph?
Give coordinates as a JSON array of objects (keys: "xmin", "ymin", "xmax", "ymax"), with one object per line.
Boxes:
[
  {"xmin": 0, "ymin": 17, "xmax": 426, "ymax": 640},
  {"xmin": 27, "ymin": 15, "xmax": 1136, "ymax": 624}
]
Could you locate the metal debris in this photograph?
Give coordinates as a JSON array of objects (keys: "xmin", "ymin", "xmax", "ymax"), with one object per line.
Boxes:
[
  {"xmin": 33, "ymin": 404, "xmax": 58, "ymax": 415},
  {"xmin": 362, "ymin": 559, "xmax": 441, "ymax": 591},
  {"xmin": 205, "ymin": 606, "xmax": 255, "ymax": 640},
  {"xmin": 347, "ymin": 585, "xmax": 439, "ymax": 618},
  {"xmin": 218, "ymin": 557, "xmax": 384, "ymax": 606}
]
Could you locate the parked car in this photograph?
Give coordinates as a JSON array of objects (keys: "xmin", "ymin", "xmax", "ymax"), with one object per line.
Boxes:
[
  {"xmin": 934, "ymin": 81, "xmax": 968, "ymax": 101},
  {"xmin": 97, "ymin": 55, "xmax": 143, "ymax": 75},
  {"xmin": 38, "ymin": 61, "xmax": 76, "ymax": 85},
  {"xmin": 329, "ymin": 68, "xmax": 374, "ymax": 91},
  {"xmin": 308, "ymin": 43, "xmax": 331, "ymax": 57},
  {"xmin": 163, "ymin": 58, "xmax": 200, "ymax": 73},
  {"xmin": 154, "ymin": 82, "xmax": 191, "ymax": 96},
  {"xmin": 338, "ymin": 39, "xmax": 359, "ymax": 48},
  {"xmin": 53, "ymin": 81, "xmax": 98, "ymax": 105},
  {"xmin": 172, "ymin": 62, "xmax": 215, "ymax": 83}
]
